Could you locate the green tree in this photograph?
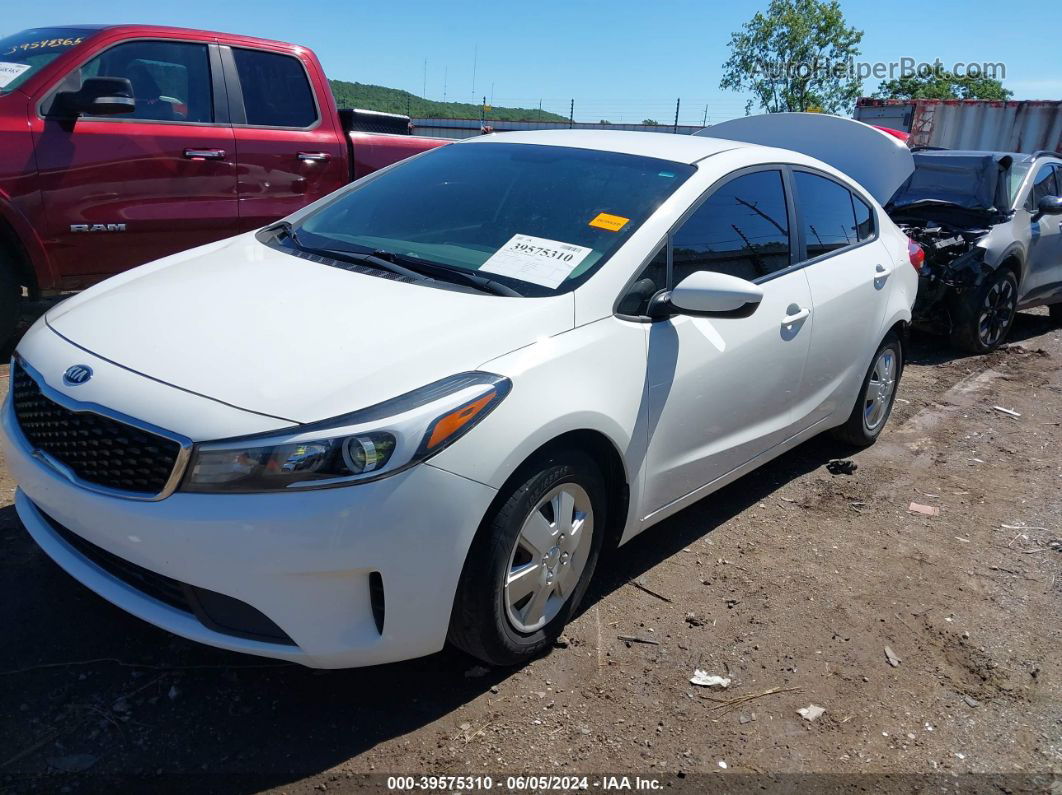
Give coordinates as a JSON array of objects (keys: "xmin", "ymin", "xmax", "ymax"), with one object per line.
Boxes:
[
  {"xmin": 720, "ymin": 0, "xmax": 863, "ymax": 115},
  {"xmin": 642, "ymin": 118, "xmax": 659, "ymax": 126},
  {"xmin": 875, "ymin": 66, "xmax": 1012, "ymax": 100}
]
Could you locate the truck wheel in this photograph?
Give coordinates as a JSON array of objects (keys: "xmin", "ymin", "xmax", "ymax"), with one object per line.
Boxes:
[
  {"xmin": 0, "ymin": 265, "xmax": 20, "ymax": 350},
  {"xmin": 950, "ymin": 268, "xmax": 1018, "ymax": 354},
  {"xmin": 448, "ymin": 449, "xmax": 606, "ymax": 667},
  {"xmin": 832, "ymin": 332, "xmax": 903, "ymax": 447}
]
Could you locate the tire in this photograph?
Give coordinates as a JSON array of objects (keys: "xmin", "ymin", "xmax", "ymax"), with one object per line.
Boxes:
[
  {"xmin": 950, "ymin": 268, "xmax": 1018, "ymax": 353},
  {"xmin": 0, "ymin": 262, "xmax": 19, "ymax": 350},
  {"xmin": 448, "ymin": 448, "xmax": 607, "ymax": 666},
  {"xmin": 1049, "ymin": 302, "xmax": 1062, "ymax": 326},
  {"xmin": 831, "ymin": 332, "xmax": 904, "ymax": 447}
]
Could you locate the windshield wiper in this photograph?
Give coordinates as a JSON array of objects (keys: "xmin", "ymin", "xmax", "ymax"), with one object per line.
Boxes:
[
  {"xmin": 266, "ymin": 223, "xmax": 431, "ymax": 283},
  {"xmin": 370, "ymin": 250, "xmax": 522, "ymax": 297},
  {"xmin": 265, "ymin": 222, "xmax": 520, "ymax": 296}
]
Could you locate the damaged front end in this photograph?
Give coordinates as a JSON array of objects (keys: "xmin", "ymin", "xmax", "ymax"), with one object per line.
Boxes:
[
  {"xmin": 901, "ymin": 222, "xmax": 993, "ymax": 334},
  {"xmin": 887, "ymin": 151, "xmax": 1021, "ymax": 336}
]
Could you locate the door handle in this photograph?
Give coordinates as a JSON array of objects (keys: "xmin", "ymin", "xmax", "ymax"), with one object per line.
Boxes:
[
  {"xmin": 183, "ymin": 148, "xmax": 226, "ymax": 160},
  {"xmin": 297, "ymin": 151, "xmax": 331, "ymax": 162},
  {"xmin": 874, "ymin": 263, "xmax": 891, "ymax": 280},
  {"xmin": 782, "ymin": 307, "xmax": 811, "ymax": 325}
]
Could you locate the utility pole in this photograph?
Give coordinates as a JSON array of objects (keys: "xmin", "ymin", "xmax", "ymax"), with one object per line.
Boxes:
[
  {"xmin": 538, "ymin": 98, "xmax": 542, "ymax": 121},
  {"xmin": 702, "ymin": 104, "xmax": 708, "ymax": 127},
  {"xmin": 673, "ymin": 98, "xmax": 680, "ymax": 133},
  {"xmin": 471, "ymin": 45, "xmax": 478, "ymax": 101},
  {"xmin": 569, "ymin": 99, "xmax": 574, "ymax": 129},
  {"xmin": 481, "ymin": 95, "xmax": 486, "ymax": 130}
]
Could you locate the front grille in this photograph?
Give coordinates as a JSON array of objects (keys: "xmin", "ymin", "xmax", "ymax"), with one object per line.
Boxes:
[
  {"xmin": 40, "ymin": 509, "xmax": 295, "ymax": 646},
  {"xmin": 11, "ymin": 361, "xmax": 182, "ymax": 496}
]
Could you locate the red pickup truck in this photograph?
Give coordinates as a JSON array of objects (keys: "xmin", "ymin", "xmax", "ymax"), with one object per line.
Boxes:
[{"xmin": 0, "ymin": 25, "xmax": 447, "ymax": 344}]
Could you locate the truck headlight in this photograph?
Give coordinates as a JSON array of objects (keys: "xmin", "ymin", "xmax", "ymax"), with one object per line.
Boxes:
[{"xmin": 181, "ymin": 372, "xmax": 510, "ymax": 493}]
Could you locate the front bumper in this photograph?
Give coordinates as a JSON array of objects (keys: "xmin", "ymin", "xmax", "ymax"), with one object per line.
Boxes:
[{"xmin": 2, "ymin": 392, "xmax": 497, "ymax": 668}]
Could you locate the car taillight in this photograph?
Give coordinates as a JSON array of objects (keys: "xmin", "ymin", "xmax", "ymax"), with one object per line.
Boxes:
[{"xmin": 907, "ymin": 238, "xmax": 925, "ymax": 272}]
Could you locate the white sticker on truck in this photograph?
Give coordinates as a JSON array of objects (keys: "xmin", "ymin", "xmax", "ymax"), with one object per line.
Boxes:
[
  {"xmin": 479, "ymin": 234, "xmax": 592, "ymax": 289},
  {"xmin": 0, "ymin": 62, "xmax": 31, "ymax": 88}
]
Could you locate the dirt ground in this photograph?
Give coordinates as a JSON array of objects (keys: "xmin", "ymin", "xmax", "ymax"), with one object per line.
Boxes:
[{"xmin": 0, "ymin": 311, "xmax": 1059, "ymax": 793}]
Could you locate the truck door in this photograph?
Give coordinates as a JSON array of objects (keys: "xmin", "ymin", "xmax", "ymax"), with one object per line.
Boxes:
[
  {"xmin": 31, "ymin": 38, "xmax": 238, "ymax": 282},
  {"xmin": 220, "ymin": 45, "xmax": 347, "ymax": 228}
]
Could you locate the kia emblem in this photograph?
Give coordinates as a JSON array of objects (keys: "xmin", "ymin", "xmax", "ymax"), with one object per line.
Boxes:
[{"xmin": 63, "ymin": 365, "xmax": 94, "ymax": 386}]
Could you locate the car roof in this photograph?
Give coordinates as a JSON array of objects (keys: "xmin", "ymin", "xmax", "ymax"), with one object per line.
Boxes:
[
  {"xmin": 913, "ymin": 149, "xmax": 1040, "ymax": 163},
  {"xmin": 458, "ymin": 130, "xmax": 748, "ymax": 164}
]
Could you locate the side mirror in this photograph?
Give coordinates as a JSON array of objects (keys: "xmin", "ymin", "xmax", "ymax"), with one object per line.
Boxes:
[
  {"xmin": 1033, "ymin": 195, "xmax": 1062, "ymax": 221},
  {"xmin": 53, "ymin": 77, "xmax": 136, "ymax": 118},
  {"xmin": 658, "ymin": 271, "xmax": 764, "ymax": 316}
]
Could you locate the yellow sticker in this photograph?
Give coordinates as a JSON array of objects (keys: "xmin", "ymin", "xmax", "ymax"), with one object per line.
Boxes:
[{"xmin": 589, "ymin": 212, "xmax": 630, "ymax": 232}]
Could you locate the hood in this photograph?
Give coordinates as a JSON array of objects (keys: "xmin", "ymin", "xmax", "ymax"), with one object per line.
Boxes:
[
  {"xmin": 887, "ymin": 151, "xmax": 1014, "ymax": 219},
  {"xmin": 696, "ymin": 112, "xmax": 915, "ymax": 205},
  {"xmin": 46, "ymin": 233, "xmax": 573, "ymax": 424}
]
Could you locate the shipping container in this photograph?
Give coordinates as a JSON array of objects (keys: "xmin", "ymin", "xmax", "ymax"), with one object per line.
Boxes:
[{"xmin": 854, "ymin": 98, "xmax": 1062, "ymax": 153}]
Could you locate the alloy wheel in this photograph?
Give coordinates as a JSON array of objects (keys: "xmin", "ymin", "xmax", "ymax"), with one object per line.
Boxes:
[
  {"xmin": 504, "ymin": 483, "xmax": 594, "ymax": 634},
  {"xmin": 863, "ymin": 348, "xmax": 898, "ymax": 432},
  {"xmin": 977, "ymin": 278, "xmax": 1016, "ymax": 349}
]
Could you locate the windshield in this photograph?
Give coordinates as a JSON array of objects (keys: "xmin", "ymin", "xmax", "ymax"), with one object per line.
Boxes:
[
  {"xmin": 1006, "ymin": 161, "xmax": 1032, "ymax": 207},
  {"xmin": 0, "ymin": 28, "xmax": 95, "ymax": 94},
  {"xmin": 294, "ymin": 142, "xmax": 695, "ymax": 296}
]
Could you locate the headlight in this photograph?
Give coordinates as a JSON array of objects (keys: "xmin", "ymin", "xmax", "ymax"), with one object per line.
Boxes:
[{"xmin": 181, "ymin": 372, "xmax": 510, "ymax": 493}]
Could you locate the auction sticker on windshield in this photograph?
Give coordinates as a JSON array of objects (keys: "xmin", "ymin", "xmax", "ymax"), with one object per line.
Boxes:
[
  {"xmin": 479, "ymin": 234, "xmax": 592, "ymax": 289},
  {"xmin": 0, "ymin": 62, "xmax": 31, "ymax": 88}
]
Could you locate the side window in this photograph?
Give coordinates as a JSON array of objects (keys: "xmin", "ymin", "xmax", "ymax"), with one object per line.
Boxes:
[
  {"xmin": 852, "ymin": 192, "xmax": 875, "ymax": 241},
  {"xmin": 617, "ymin": 246, "xmax": 667, "ymax": 316},
  {"xmin": 232, "ymin": 48, "xmax": 317, "ymax": 128},
  {"xmin": 76, "ymin": 40, "xmax": 212, "ymax": 122},
  {"xmin": 1027, "ymin": 164, "xmax": 1060, "ymax": 211},
  {"xmin": 794, "ymin": 171, "xmax": 861, "ymax": 259},
  {"xmin": 672, "ymin": 170, "xmax": 790, "ymax": 284}
]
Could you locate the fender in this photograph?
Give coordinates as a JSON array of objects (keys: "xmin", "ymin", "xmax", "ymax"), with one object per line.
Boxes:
[
  {"xmin": 983, "ymin": 241, "xmax": 1026, "ymax": 287},
  {"xmin": 0, "ymin": 194, "xmax": 54, "ymax": 293}
]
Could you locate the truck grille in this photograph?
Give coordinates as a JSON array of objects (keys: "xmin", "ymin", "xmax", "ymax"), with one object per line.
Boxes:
[{"xmin": 11, "ymin": 361, "xmax": 182, "ymax": 496}]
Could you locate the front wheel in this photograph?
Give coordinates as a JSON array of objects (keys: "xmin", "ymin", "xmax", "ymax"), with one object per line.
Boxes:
[
  {"xmin": 832, "ymin": 333, "xmax": 903, "ymax": 447},
  {"xmin": 950, "ymin": 268, "xmax": 1018, "ymax": 353},
  {"xmin": 448, "ymin": 449, "xmax": 606, "ymax": 666}
]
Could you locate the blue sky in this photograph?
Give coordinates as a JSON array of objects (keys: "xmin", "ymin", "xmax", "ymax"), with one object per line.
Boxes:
[{"xmin": 4, "ymin": 0, "xmax": 1059, "ymax": 123}]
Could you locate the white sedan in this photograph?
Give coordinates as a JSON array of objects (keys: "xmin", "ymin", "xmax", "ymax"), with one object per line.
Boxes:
[{"xmin": 2, "ymin": 117, "xmax": 919, "ymax": 667}]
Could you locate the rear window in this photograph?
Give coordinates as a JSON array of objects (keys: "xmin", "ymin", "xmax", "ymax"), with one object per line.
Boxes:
[
  {"xmin": 0, "ymin": 28, "xmax": 94, "ymax": 94},
  {"xmin": 233, "ymin": 48, "xmax": 317, "ymax": 128},
  {"xmin": 794, "ymin": 171, "xmax": 869, "ymax": 259}
]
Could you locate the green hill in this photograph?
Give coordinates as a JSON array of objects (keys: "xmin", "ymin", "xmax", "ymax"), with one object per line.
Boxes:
[{"xmin": 329, "ymin": 79, "xmax": 567, "ymax": 122}]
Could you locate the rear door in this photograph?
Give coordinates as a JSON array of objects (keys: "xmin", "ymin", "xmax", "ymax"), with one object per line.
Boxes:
[
  {"xmin": 641, "ymin": 168, "xmax": 814, "ymax": 516},
  {"xmin": 221, "ymin": 45, "xmax": 347, "ymax": 229},
  {"xmin": 1022, "ymin": 163, "xmax": 1062, "ymax": 301},
  {"xmin": 31, "ymin": 37, "xmax": 237, "ymax": 281},
  {"xmin": 790, "ymin": 169, "xmax": 892, "ymax": 429}
]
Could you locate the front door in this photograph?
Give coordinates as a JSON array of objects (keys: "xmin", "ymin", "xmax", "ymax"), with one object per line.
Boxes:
[
  {"xmin": 1022, "ymin": 164, "xmax": 1062, "ymax": 301},
  {"xmin": 642, "ymin": 169, "xmax": 813, "ymax": 516},
  {"xmin": 221, "ymin": 45, "xmax": 347, "ymax": 229},
  {"xmin": 32, "ymin": 38, "xmax": 237, "ymax": 283}
]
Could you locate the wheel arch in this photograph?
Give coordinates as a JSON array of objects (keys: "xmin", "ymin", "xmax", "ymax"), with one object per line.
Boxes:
[
  {"xmin": 0, "ymin": 199, "xmax": 48, "ymax": 295},
  {"xmin": 475, "ymin": 428, "xmax": 631, "ymax": 553}
]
